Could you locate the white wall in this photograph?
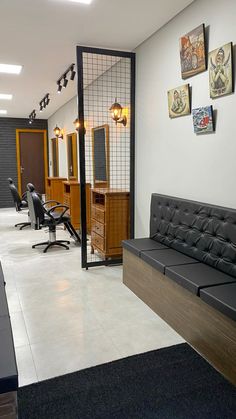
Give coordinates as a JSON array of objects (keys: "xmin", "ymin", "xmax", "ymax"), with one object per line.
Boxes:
[
  {"xmin": 48, "ymin": 96, "xmax": 78, "ymax": 178},
  {"xmin": 135, "ymin": 0, "xmax": 236, "ymax": 237}
]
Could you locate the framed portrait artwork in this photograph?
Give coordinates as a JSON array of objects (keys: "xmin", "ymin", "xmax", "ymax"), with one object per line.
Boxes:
[
  {"xmin": 192, "ymin": 106, "xmax": 214, "ymax": 134},
  {"xmin": 179, "ymin": 24, "xmax": 207, "ymax": 79},
  {"xmin": 209, "ymin": 42, "xmax": 233, "ymax": 98},
  {"xmin": 167, "ymin": 84, "xmax": 191, "ymax": 118}
]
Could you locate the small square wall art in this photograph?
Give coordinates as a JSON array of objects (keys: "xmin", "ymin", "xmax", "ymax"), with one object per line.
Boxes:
[
  {"xmin": 192, "ymin": 106, "xmax": 214, "ymax": 134},
  {"xmin": 179, "ymin": 24, "xmax": 207, "ymax": 79},
  {"xmin": 167, "ymin": 84, "xmax": 191, "ymax": 118},
  {"xmin": 209, "ymin": 42, "xmax": 233, "ymax": 98}
]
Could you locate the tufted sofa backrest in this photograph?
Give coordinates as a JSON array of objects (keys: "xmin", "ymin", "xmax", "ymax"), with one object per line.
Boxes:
[{"xmin": 150, "ymin": 194, "xmax": 236, "ymax": 278}]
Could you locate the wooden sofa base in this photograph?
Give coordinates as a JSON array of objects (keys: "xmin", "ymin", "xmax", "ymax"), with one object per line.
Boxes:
[
  {"xmin": 123, "ymin": 249, "xmax": 236, "ymax": 386},
  {"xmin": 0, "ymin": 391, "xmax": 17, "ymax": 419}
]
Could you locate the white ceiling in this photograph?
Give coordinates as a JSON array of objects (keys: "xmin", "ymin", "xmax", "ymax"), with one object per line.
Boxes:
[{"xmin": 0, "ymin": 0, "xmax": 193, "ymax": 119}]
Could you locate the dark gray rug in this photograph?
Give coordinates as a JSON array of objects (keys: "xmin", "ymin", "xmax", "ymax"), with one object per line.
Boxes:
[{"xmin": 18, "ymin": 343, "xmax": 236, "ymax": 419}]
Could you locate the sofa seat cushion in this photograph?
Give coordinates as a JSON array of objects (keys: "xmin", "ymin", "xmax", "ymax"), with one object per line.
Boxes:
[
  {"xmin": 200, "ymin": 283, "xmax": 236, "ymax": 321},
  {"xmin": 122, "ymin": 238, "xmax": 168, "ymax": 257},
  {"xmin": 141, "ymin": 249, "xmax": 199, "ymax": 274},
  {"xmin": 166, "ymin": 263, "xmax": 236, "ymax": 296}
]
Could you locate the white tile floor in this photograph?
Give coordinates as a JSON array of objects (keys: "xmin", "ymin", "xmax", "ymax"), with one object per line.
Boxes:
[{"xmin": 0, "ymin": 208, "xmax": 184, "ymax": 387}]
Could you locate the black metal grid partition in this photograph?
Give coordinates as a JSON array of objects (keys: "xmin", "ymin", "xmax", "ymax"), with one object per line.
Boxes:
[{"xmin": 76, "ymin": 46, "xmax": 135, "ymax": 269}]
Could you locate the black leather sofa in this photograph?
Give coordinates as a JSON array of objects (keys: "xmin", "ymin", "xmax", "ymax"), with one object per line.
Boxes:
[
  {"xmin": 0, "ymin": 263, "xmax": 18, "ymax": 417},
  {"xmin": 123, "ymin": 194, "xmax": 236, "ymax": 384}
]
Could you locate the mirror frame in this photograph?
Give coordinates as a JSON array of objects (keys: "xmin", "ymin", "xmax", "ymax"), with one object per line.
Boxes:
[{"xmin": 91, "ymin": 124, "xmax": 110, "ymax": 189}]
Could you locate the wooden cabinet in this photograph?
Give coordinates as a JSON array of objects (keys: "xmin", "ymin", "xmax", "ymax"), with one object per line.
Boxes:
[
  {"xmin": 46, "ymin": 177, "xmax": 67, "ymax": 204},
  {"xmin": 63, "ymin": 181, "xmax": 91, "ymax": 231},
  {"xmin": 91, "ymin": 188, "xmax": 130, "ymax": 259}
]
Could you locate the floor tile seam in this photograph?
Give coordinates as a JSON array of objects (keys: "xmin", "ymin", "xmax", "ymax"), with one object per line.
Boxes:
[
  {"xmin": 24, "ymin": 322, "xmax": 105, "ymax": 346},
  {"xmin": 28, "ymin": 343, "xmax": 40, "ymax": 383},
  {"xmin": 21, "ymin": 305, "xmax": 40, "ymax": 350}
]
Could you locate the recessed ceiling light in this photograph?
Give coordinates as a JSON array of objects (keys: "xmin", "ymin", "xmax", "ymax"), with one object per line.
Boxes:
[
  {"xmin": 67, "ymin": 0, "xmax": 93, "ymax": 4},
  {"xmin": 0, "ymin": 110, "xmax": 7, "ymax": 115},
  {"xmin": 0, "ymin": 64, "xmax": 22, "ymax": 74},
  {"xmin": 0, "ymin": 94, "xmax": 13, "ymax": 100}
]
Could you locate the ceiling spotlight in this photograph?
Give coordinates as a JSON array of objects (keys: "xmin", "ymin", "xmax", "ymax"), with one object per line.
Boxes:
[
  {"xmin": 70, "ymin": 70, "xmax": 76, "ymax": 80},
  {"xmin": 57, "ymin": 82, "xmax": 62, "ymax": 93},
  {"xmin": 70, "ymin": 65, "xmax": 76, "ymax": 80},
  {"xmin": 45, "ymin": 94, "xmax": 50, "ymax": 106},
  {"xmin": 39, "ymin": 93, "xmax": 50, "ymax": 111},
  {"xmin": 63, "ymin": 77, "xmax": 68, "ymax": 88},
  {"xmin": 57, "ymin": 63, "xmax": 75, "ymax": 93},
  {"xmin": 29, "ymin": 109, "xmax": 36, "ymax": 124}
]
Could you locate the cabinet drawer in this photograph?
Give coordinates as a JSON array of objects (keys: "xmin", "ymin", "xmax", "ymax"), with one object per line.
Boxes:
[
  {"xmin": 92, "ymin": 220, "xmax": 105, "ymax": 237},
  {"xmin": 64, "ymin": 195, "xmax": 71, "ymax": 207},
  {"xmin": 92, "ymin": 232, "xmax": 105, "ymax": 251},
  {"xmin": 91, "ymin": 206, "xmax": 105, "ymax": 223}
]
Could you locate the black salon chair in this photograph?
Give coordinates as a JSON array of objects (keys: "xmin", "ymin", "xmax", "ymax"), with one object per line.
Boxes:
[
  {"xmin": 8, "ymin": 178, "xmax": 31, "ymax": 230},
  {"xmin": 27, "ymin": 183, "xmax": 80, "ymax": 253}
]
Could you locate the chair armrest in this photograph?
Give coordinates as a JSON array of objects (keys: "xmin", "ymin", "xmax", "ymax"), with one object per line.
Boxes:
[
  {"xmin": 43, "ymin": 200, "xmax": 60, "ymax": 206},
  {"xmin": 22, "ymin": 191, "xmax": 27, "ymax": 201},
  {"xmin": 47, "ymin": 205, "xmax": 69, "ymax": 221}
]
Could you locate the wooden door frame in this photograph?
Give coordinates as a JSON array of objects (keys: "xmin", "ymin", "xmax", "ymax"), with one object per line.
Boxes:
[
  {"xmin": 51, "ymin": 137, "xmax": 59, "ymax": 177},
  {"xmin": 16, "ymin": 129, "xmax": 48, "ymax": 195},
  {"xmin": 66, "ymin": 132, "xmax": 78, "ymax": 180}
]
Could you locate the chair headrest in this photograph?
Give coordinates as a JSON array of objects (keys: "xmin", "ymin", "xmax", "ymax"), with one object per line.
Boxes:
[{"xmin": 27, "ymin": 183, "xmax": 35, "ymax": 192}]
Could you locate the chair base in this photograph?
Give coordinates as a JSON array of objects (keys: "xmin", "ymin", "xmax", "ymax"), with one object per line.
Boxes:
[
  {"xmin": 15, "ymin": 222, "xmax": 31, "ymax": 230},
  {"xmin": 32, "ymin": 240, "xmax": 70, "ymax": 253}
]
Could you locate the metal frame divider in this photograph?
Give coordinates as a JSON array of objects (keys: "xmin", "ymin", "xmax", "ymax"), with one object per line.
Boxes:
[{"xmin": 76, "ymin": 46, "xmax": 135, "ymax": 269}]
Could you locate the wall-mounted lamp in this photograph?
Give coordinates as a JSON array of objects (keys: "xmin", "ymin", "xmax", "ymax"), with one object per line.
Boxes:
[
  {"xmin": 73, "ymin": 118, "xmax": 86, "ymax": 134},
  {"xmin": 109, "ymin": 98, "xmax": 127, "ymax": 126},
  {"xmin": 53, "ymin": 125, "xmax": 63, "ymax": 139}
]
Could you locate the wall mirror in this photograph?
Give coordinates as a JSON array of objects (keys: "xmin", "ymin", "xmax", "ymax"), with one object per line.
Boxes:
[
  {"xmin": 66, "ymin": 132, "xmax": 78, "ymax": 180},
  {"xmin": 92, "ymin": 124, "xmax": 110, "ymax": 188},
  {"xmin": 51, "ymin": 137, "xmax": 59, "ymax": 177}
]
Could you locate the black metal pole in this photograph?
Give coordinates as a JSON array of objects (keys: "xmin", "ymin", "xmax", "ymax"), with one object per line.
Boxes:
[
  {"xmin": 130, "ymin": 53, "xmax": 136, "ymax": 239},
  {"xmin": 77, "ymin": 46, "xmax": 87, "ymax": 269}
]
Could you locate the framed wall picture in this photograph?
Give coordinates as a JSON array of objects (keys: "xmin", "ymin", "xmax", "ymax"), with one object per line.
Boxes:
[
  {"xmin": 167, "ymin": 84, "xmax": 191, "ymax": 118},
  {"xmin": 209, "ymin": 42, "xmax": 233, "ymax": 98},
  {"xmin": 179, "ymin": 24, "xmax": 206, "ymax": 79},
  {"xmin": 192, "ymin": 106, "xmax": 214, "ymax": 134}
]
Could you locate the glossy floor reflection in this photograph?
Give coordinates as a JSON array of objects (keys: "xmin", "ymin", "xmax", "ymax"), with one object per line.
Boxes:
[{"xmin": 0, "ymin": 208, "xmax": 184, "ymax": 386}]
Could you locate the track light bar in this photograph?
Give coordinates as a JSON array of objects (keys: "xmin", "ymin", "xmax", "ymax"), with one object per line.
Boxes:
[
  {"xmin": 57, "ymin": 64, "xmax": 75, "ymax": 93},
  {"xmin": 39, "ymin": 93, "xmax": 50, "ymax": 112},
  {"xmin": 29, "ymin": 109, "xmax": 36, "ymax": 124}
]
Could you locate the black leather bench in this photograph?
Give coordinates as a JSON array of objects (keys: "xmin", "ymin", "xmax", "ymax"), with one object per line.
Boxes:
[
  {"xmin": 200, "ymin": 282, "xmax": 236, "ymax": 321},
  {"xmin": 0, "ymin": 263, "xmax": 18, "ymax": 418},
  {"xmin": 166, "ymin": 263, "xmax": 236, "ymax": 296},
  {"xmin": 123, "ymin": 193, "xmax": 236, "ymax": 385}
]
